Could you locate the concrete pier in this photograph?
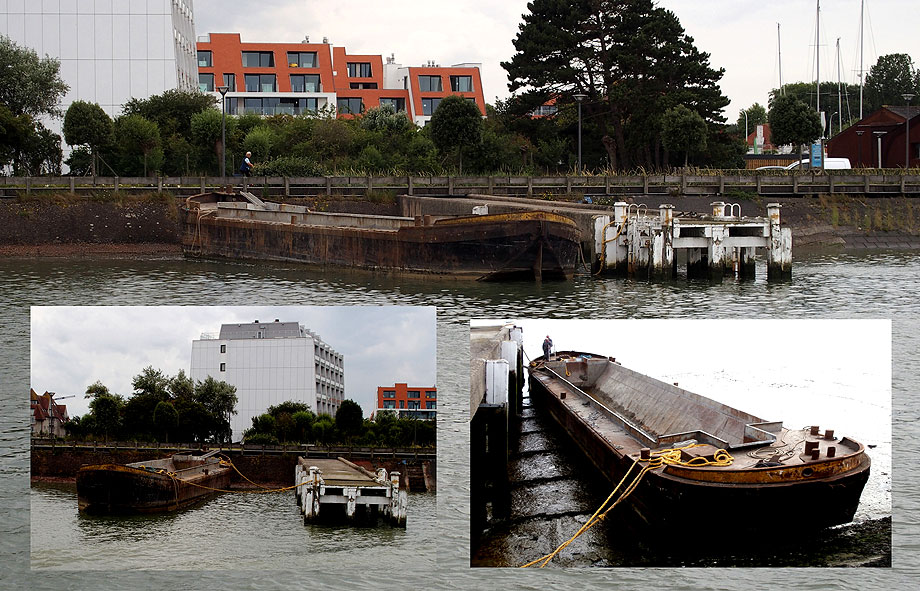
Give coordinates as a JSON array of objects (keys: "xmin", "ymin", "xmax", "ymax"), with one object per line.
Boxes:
[
  {"xmin": 470, "ymin": 324, "xmax": 525, "ymax": 548},
  {"xmin": 295, "ymin": 457, "xmax": 407, "ymax": 527},
  {"xmin": 593, "ymin": 201, "xmax": 793, "ymax": 282}
]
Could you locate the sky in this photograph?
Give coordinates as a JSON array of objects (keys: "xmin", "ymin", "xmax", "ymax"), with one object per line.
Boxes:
[
  {"xmin": 30, "ymin": 306, "xmax": 436, "ymax": 418},
  {"xmin": 194, "ymin": 0, "xmax": 919, "ymax": 124}
]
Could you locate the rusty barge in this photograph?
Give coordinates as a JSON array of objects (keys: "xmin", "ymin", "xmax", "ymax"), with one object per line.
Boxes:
[
  {"xmin": 181, "ymin": 192, "xmax": 581, "ymax": 280},
  {"xmin": 528, "ymin": 352, "xmax": 870, "ymax": 539},
  {"xmin": 76, "ymin": 451, "xmax": 231, "ymax": 514}
]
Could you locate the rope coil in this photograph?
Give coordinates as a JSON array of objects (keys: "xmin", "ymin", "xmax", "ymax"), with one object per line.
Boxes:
[{"xmin": 521, "ymin": 443, "xmax": 733, "ymax": 568}]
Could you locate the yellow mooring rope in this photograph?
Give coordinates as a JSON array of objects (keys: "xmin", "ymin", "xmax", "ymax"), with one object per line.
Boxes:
[
  {"xmin": 153, "ymin": 456, "xmax": 307, "ymax": 498},
  {"xmin": 520, "ymin": 443, "xmax": 733, "ymax": 568}
]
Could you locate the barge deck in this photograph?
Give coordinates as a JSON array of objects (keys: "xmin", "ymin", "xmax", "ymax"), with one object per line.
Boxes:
[{"xmin": 528, "ymin": 352, "xmax": 870, "ymax": 540}]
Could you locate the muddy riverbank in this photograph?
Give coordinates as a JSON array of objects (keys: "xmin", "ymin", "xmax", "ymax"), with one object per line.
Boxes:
[{"xmin": 1, "ymin": 192, "xmax": 918, "ymax": 254}]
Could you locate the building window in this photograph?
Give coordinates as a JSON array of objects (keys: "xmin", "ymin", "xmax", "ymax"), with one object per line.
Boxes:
[
  {"xmin": 219, "ymin": 362, "xmax": 226, "ymax": 371},
  {"xmin": 380, "ymin": 98, "xmax": 406, "ymax": 112},
  {"xmin": 245, "ymin": 74, "xmax": 277, "ymax": 93},
  {"xmin": 450, "ymin": 75, "xmax": 473, "ymax": 92},
  {"xmin": 220, "ymin": 344, "xmax": 226, "ymax": 353},
  {"xmin": 531, "ymin": 105, "xmax": 557, "ymax": 117},
  {"xmin": 347, "ymin": 62, "xmax": 372, "ymax": 78},
  {"xmin": 407, "ymin": 401, "xmax": 420, "ymax": 410},
  {"xmin": 383, "ymin": 400, "xmax": 395, "ymax": 409},
  {"xmin": 223, "ymin": 73, "xmax": 236, "ymax": 91},
  {"xmin": 290, "ymin": 74, "xmax": 321, "ymax": 92},
  {"xmin": 287, "ymin": 51, "xmax": 317, "ymax": 68},
  {"xmin": 337, "ymin": 97, "xmax": 363, "ymax": 115},
  {"xmin": 425, "ymin": 390, "xmax": 436, "ymax": 398},
  {"xmin": 383, "ymin": 390, "xmax": 396, "ymax": 398},
  {"xmin": 197, "ymin": 50, "xmax": 212, "ymax": 67},
  {"xmin": 418, "ymin": 75, "xmax": 442, "ymax": 92},
  {"xmin": 426, "ymin": 401, "xmax": 436, "ymax": 409},
  {"xmin": 349, "ymin": 82, "xmax": 378, "ymax": 89},
  {"xmin": 198, "ymin": 73, "xmax": 214, "ymax": 92},
  {"xmin": 399, "ymin": 400, "xmax": 405, "ymax": 409},
  {"xmin": 422, "ymin": 97, "xmax": 442, "ymax": 116},
  {"xmin": 242, "ymin": 51, "xmax": 275, "ymax": 68},
  {"xmin": 407, "ymin": 390, "xmax": 420, "ymax": 399}
]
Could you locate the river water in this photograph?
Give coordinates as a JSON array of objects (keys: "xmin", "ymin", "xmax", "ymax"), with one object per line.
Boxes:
[{"xmin": 1, "ymin": 252, "xmax": 918, "ymax": 589}]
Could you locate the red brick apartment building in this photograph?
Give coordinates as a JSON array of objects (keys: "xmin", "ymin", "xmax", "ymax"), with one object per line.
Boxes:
[
  {"xmin": 196, "ymin": 33, "xmax": 485, "ymax": 126},
  {"xmin": 375, "ymin": 383, "xmax": 437, "ymax": 420}
]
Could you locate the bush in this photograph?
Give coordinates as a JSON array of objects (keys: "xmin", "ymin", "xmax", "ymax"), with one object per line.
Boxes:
[
  {"xmin": 252, "ymin": 155, "xmax": 323, "ymax": 177},
  {"xmin": 243, "ymin": 432, "xmax": 280, "ymax": 445}
]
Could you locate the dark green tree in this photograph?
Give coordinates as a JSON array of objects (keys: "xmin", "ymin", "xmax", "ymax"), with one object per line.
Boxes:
[
  {"xmin": 429, "ymin": 95, "xmax": 483, "ymax": 173},
  {"xmin": 169, "ymin": 369, "xmax": 194, "ymax": 401},
  {"xmin": 312, "ymin": 415, "xmax": 335, "ymax": 444},
  {"xmin": 122, "ymin": 89, "xmax": 215, "ymax": 175},
  {"xmin": 291, "ymin": 410, "xmax": 316, "ymax": 442},
  {"xmin": 62, "ymin": 101, "xmax": 113, "ymax": 176},
  {"xmin": 335, "ymin": 400, "xmax": 364, "ymax": 442},
  {"xmin": 152, "ymin": 401, "xmax": 178, "ymax": 443},
  {"xmin": 121, "ymin": 89, "xmax": 215, "ymax": 140},
  {"xmin": 0, "ymin": 35, "xmax": 69, "ymax": 118},
  {"xmin": 360, "ymin": 103, "xmax": 414, "ymax": 133},
  {"xmin": 194, "ymin": 376, "xmax": 238, "ymax": 443},
  {"xmin": 113, "ymin": 114, "xmax": 163, "ymax": 176},
  {"xmin": 768, "ymin": 81, "xmax": 863, "ymax": 131},
  {"xmin": 864, "ymin": 53, "xmax": 920, "ymax": 114},
  {"xmin": 737, "ymin": 103, "xmax": 768, "ymax": 134},
  {"xmin": 84, "ymin": 380, "xmax": 113, "ymax": 399},
  {"xmin": 661, "ymin": 105, "xmax": 708, "ymax": 167},
  {"xmin": 502, "ymin": 0, "xmax": 729, "ymax": 170},
  {"xmin": 191, "ymin": 107, "xmax": 237, "ymax": 175},
  {"xmin": 768, "ymin": 95, "xmax": 823, "ymax": 163},
  {"xmin": 90, "ymin": 394, "xmax": 122, "ymax": 442}
]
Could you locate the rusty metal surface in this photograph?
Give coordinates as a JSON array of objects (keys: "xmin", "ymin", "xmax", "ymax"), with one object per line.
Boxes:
[
  {"xmin": 528, "ymin": 363, "xmax": 872, "ymax": 536},
  {"xmin": 183, "ymin": 194, "xmax": 580, "ymax": 280},
  {"xmin": 76, "ymin": 456, "xmax": 231, "ymax": 514}
]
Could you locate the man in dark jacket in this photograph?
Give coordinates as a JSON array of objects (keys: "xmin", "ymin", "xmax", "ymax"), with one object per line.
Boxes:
[{"xmin": 542, "ymin": 335, "xmax": 553, "ymax": 361}]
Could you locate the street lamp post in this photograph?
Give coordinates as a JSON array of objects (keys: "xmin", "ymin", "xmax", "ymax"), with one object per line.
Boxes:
[
  {"xmin": 873, "ymin": 130, "xmax": 887, "ymax": 169},
  {"xmin": 743, "ymin": 110, "xmax": 749, "ymax": 150},
  {"xmin": 573, "ymin": 93, "xmax": 587, "ymax": 174},
  {"xmin": 217, "ymin": 85, "xmax": 230, "ymax": 178},
  {"xmin": 903, "ymin": 93, "xmax": 915, "ymax": 168},
  {"xmin": 855, "ymin": 130, "xmax": 864, "ymax": 167}
]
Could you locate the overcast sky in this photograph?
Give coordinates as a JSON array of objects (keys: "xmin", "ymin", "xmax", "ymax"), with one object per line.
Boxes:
[
  {"xmin": 195, "ymin": 0, "xmax": 919, "ymax": 123},
  {"xmin": 31, "ymin": 306, "xmax": 436, "ymax": 418}
]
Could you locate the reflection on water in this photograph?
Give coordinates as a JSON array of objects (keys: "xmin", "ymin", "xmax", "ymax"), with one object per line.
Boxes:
[
  {"xmin": 2, "ymin": 251, "xmax": 919, "ymax": 588},
  {"xmin": 31, "ymin": 481, "xmax": 431, "ymax": 571}
]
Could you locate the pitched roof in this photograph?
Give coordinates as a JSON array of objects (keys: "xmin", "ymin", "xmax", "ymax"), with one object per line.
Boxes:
[{"xmin": 884, "ymin": 105, "xmax": 920, "ymax": 121}]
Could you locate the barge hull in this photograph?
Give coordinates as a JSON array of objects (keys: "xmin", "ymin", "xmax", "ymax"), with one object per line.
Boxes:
[
  {"xmin": 77, "ymin": 463, "xmax": 231, "ymax": 514},
  {"xmin": 182, "ymin": 197, "xmax": 580, "ymax": 280},
  {"xmin": 528, "ymin": 371, "xmax": 871, "ymax": 540}
]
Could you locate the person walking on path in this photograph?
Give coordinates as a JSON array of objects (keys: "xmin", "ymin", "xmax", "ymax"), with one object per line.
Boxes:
[
  {"xmin": 542, "ymin": 335, "xmax": 553, "ymax": 361},
  {"xmin": 239, "ymin": 151, "xmax": 254, "ymax": 177}
]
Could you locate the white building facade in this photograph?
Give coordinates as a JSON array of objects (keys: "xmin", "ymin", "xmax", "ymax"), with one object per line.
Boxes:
[
  {"xmin": 190, "ymin": 320, "xmax": 344, "ymax": 443},
  {"xmin": 0, "ymin": 0, "xmax": 197, "ymax": 137}
]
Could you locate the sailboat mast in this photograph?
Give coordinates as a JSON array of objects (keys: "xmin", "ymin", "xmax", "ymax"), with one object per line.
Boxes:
[
  {"xmin": 859, "ymin": 0, "xmax": 865, "ymax": 118},
  {"xmin": 816, "ymin": 0, "xmax": 821, "ymax": 118},
  {"xmin": 778, "ymin": 23, "xmax": 784, "ymax": 94},
  {"xmin": 837, "ymin": 37, "xmax": 843, "ymax": 135}
]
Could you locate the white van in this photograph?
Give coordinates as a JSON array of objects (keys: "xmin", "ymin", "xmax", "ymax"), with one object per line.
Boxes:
[
  {"xmin": 756, "ymin": 158, "xmax": 851, "ymax": 171},
  {"xmin": 784, "ymin": 157, "xmax": 851, "ymax": 170}
]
